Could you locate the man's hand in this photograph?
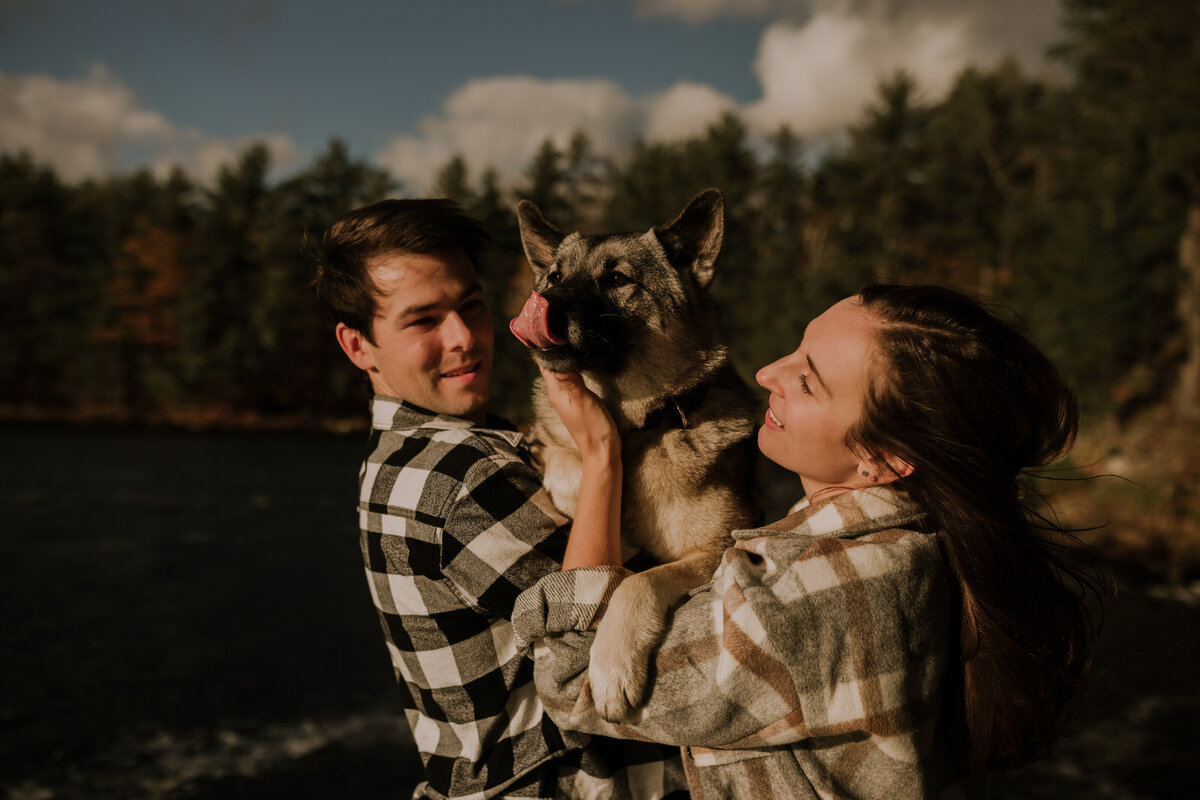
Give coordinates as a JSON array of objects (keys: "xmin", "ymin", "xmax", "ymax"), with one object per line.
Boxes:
[
  {"xmin": 538, "ymin": 366, "xmax": 619, "ymax": 464},
  {"xmin": 539, "ymin": 366, "xmax": 624, "ymax": 569}
]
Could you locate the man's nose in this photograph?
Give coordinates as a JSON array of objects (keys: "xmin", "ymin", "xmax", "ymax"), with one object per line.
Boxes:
[{"xmin": 443, "ymin": 312, "xmax": 474, "ymax": 350}]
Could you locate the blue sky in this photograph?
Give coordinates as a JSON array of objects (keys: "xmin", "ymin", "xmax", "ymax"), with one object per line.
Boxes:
[{"xmin": 0, "ymin": 0, "xmax": 1063, "ymax": 191}]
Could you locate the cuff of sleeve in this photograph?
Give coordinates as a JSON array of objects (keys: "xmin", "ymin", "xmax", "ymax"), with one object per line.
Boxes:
[{"xmin": 512, "ymin": 566, "xmax": 632, "ymax": 653}]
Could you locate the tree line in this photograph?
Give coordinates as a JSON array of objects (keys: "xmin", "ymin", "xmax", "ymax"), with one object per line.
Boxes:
[{"xmin": 1, "ymin": 0, "xmax": 1196, "ymax": 429}]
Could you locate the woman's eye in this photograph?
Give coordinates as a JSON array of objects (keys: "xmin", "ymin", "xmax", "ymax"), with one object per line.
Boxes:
[{"xmin": 799, "ymin": 374, "xmax": 811, "ymax": 394}]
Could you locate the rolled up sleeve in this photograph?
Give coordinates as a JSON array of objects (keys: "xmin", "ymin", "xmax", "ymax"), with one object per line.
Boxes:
[{"xmin": 512, "ymin": 566, "xmax": 632, "ymax": 651}]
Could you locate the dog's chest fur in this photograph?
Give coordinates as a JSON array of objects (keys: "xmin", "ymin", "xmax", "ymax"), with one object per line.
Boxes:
[{"xmin": 530, "ymin": 368, "xmax": 759, "ymax": 563}]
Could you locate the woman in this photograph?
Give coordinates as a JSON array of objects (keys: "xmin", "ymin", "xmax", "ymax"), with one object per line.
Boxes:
[{"xmin": 511, "ymin": 285, "xmax": 1101, "ymax": 799}]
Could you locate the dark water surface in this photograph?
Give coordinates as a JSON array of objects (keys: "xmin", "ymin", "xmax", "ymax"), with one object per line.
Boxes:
[
  {"xmin": 0, "ymin": 424, "xmax": 420, "ymax": 799},
  {"xmin": 1, "ymin": 424, "xmax": 1196, "ymax": 799}
]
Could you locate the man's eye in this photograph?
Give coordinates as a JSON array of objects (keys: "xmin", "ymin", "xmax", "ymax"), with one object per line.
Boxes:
[{"xmin": 407, "ymin": 317, "xmax": 436, "ymax": 328}]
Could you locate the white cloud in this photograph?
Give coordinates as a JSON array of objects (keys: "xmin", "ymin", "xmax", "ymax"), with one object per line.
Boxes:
[
  {"xmin": 644, "ymin": 82, "xmax": 738, "ymax": 142},
  {"xmin": 0, "ymin": 65, "xmax": 169, "ymax": 181},
  {"xmin": 376, "ymin": 76, "xmax": 641, "ymax": 194},
  {"xmin": 180, "ymin": 133, "xmax": 307, "ymax": 185},
  {"xmin": 633, "ymin": 0, "xmax": 1063, "ymax": 53},
  {"xmin": 0, "ymin": 65, "xmax": 305, "ymax": 184},
  {"xmin": 743, "ymin": 11, "xmax": 973, "ymax": 137},
  {"xmin": 376, "ymin": 76, "xmax": 745, "ymax": 193}
]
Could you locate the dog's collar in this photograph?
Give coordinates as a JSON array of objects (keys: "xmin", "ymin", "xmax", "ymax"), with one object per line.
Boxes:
[{"xmin": 636, "ymin": 382, "xmax": 711, "ymax": 431}]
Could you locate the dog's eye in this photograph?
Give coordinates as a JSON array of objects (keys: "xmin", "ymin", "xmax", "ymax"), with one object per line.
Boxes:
[
  {"xmin": 547, "ymin": 270, "xmax": 563, "ymax": 285},
  {"xmin": 604, "ymin": 271, "xmax": 632, "ymax": 288}
]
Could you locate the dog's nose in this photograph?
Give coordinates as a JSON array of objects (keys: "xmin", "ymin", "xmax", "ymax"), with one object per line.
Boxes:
[
  {"xmin": 537, "ymin": 287, "xmax": 575, "ymax": 340},
  {"xmin": 544, "ymin": 300, "xmax": 568, "ymax": 343}
]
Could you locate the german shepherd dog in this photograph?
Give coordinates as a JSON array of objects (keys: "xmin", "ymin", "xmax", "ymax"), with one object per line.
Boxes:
[{"xmin": 510, "ymin": 189, "xmax": 762, "ymax": 720}]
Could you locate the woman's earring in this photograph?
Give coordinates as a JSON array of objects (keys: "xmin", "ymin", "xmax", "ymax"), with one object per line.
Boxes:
[{"xmin": 860, "ymin": 470, "xmax": 869, "ymax": 478}]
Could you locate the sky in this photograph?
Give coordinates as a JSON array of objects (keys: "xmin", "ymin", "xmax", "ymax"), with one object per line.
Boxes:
[{"xmin": 0, "ymin": 0, "xmax": 1066, "ymax": 193}]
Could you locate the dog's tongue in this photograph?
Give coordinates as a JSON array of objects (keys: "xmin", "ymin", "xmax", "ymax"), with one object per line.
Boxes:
[{"xmin": 510, "ymin": 291, "xmax": 565, "ymax": 350}]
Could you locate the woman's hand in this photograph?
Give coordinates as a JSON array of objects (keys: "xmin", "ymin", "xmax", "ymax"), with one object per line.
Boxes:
[
  {"xmin": 539, "ymin": 366, "xmax": 620, "ymax": 464},
  {"xmin": 539, "ymin": 365, "xmax": 624, "ymax": 569}
]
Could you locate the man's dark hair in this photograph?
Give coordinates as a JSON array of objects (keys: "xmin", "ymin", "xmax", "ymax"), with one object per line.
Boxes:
[{"xmin": 310, "ymin": 198, "xmax": 491, "ymax": 343}]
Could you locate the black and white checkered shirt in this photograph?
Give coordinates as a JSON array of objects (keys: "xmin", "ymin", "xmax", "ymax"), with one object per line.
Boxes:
[{"xmin": 358, "ymin": 396, "xmax": 688, "ymax": 800}]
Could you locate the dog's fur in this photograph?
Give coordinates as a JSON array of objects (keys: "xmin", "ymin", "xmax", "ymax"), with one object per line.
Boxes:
[{"xmin": 513, "ymin": 189, "xmax": 762, "ymax": 719}]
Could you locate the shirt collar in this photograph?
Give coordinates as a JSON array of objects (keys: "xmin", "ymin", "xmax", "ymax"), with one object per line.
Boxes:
[
  {"xmin": 733, "ymin": 486, "xmax": 928, "ymax": 542},
  {"xmin": 369, "ymin": 395, "xmax": 517, "ymax": 434}
]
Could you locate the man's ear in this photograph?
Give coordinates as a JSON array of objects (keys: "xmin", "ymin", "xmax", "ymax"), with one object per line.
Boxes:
[
  {"xmin": 335, "ymin": 323, "xmax": 377, "ymax": 373},
  {"xmin": 858, "ymin": 454, "xmax": 915, "ymax": 485}
]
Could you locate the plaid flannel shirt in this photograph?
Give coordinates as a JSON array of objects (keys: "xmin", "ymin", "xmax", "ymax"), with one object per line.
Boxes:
[
  {"xmin": 513, "ymin": 487, "xmax": 975, "ymax": 800},
  {"xmin": 358, "ymin": 396, "xmax": 688, "ymax": 800}
]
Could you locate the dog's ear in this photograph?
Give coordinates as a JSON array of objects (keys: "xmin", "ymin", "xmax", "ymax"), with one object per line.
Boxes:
[
  {"xmin": 654, "ymin": 188, "xmax": 724, "ymax": 289},
  {"xmin": 517, "ymin": 199, "xmax": 565, "ymax": 280}
]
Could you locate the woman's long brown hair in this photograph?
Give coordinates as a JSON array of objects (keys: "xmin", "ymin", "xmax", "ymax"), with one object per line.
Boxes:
[{"xmin": 852, "ymin": 284, "xmax": 1103, "ymax": 771}]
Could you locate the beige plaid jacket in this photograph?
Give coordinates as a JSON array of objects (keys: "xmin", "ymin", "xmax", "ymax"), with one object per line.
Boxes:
[{"xmin": 513, "ymin": 487, "xmax": 974, "ymax": 799}]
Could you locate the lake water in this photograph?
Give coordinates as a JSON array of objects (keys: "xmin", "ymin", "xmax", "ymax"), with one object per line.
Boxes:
[{"xmin": 1, "ymin": 424, "xmax": 1195, "ymax": 798}]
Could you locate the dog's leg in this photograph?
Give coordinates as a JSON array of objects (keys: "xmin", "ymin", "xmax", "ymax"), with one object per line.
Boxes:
[{"xmin": 588, "ymin": 549, "xmax": 722, "ymax": 720}]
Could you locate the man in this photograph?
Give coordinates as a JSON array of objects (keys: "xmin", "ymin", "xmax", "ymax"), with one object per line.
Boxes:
[{"xmin": 311, "ymin": 199, "xmax": 688, "ymax": 799}]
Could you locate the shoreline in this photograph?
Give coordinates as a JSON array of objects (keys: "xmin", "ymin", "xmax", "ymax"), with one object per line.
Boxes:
[{"xmin": 0, "ymin": 405, "xmax": 369, "ymax": 436}]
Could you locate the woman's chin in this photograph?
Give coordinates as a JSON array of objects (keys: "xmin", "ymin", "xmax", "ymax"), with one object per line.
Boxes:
[{"xmin": 756, "ymin": 427, "xmax": 794, "ymax": 472}]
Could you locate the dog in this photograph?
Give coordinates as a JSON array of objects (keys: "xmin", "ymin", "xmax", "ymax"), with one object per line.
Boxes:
[{"xmin": 510, "ymin": 188, "xmax": 762, "ymax": 720}]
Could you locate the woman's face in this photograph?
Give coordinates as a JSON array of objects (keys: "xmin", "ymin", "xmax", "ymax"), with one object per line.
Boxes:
[{"xmin": 756, "ymin": 296, "xmax": 882, "ymax": 498}]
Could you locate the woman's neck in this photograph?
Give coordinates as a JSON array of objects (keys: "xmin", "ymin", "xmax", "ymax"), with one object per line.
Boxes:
[{"xmin": 799, "ymin": 477, "xmax": 851, "ymax": 504}]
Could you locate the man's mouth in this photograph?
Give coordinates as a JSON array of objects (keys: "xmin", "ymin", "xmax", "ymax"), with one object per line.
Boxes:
[
  {"xmin": 766, "ymin": 407, "xmax": 783, "ymax": 428},
  {"xmin": 441, "ymin": 362, "xmax": 480, "ymax": 379}
]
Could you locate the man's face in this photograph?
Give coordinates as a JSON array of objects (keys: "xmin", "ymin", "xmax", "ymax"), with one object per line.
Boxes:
[{"xmin": 348, "ymin": 247, "xmax": 494, "ymax": 422}]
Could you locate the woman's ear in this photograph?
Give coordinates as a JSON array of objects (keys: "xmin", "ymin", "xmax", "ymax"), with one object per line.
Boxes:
[
  {"xmin": 878, "ymin": 453, "xmax": 915, "ymax": 484},
  {"xmin": 857, "ymin": 454, "xmax": 915, "ymax": 485}
]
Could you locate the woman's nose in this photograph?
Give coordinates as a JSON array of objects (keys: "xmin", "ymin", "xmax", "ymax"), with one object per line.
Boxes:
[{"xmin": 756, "ymin": 361, "xmax": 777, "ymax": 392}]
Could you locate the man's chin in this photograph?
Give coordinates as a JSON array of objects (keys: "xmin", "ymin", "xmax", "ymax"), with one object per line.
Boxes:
[{"xmin": 440, "ymin": 389, "xmax": 490, "ymax": 421}]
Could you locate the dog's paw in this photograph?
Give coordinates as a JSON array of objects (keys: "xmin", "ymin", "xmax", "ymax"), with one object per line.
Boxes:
[
  {"xmin": 588, "ymin": 623, "xmax": 649, "ymax": 721},
  {"xmin": 587, "ymin": 578, "xmax": 664, "ymax": 721}
]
